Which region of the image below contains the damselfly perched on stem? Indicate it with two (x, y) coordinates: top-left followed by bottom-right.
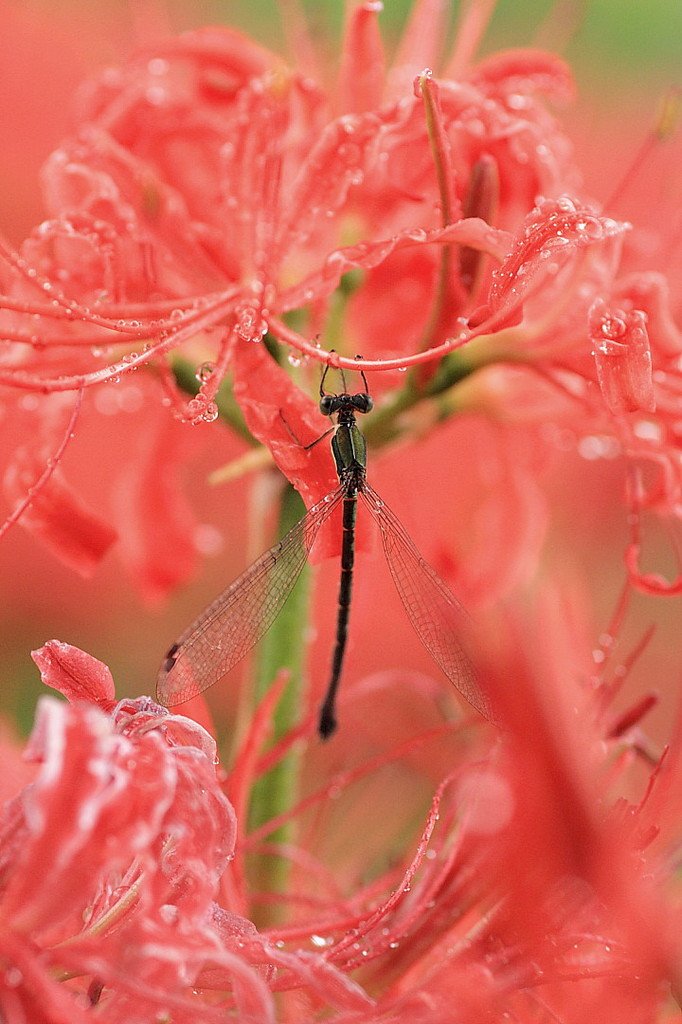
(157, 359), (494, 737)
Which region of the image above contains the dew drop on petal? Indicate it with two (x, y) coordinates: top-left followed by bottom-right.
(5, 967), (22, 987)
(147, 58), (170, 76)
(195, 361), (216, 383)
(632, 419), (662, 442)
(413, 68), (433, 97)
(577, 435), (621, 460)
(159, 904), (179, 924)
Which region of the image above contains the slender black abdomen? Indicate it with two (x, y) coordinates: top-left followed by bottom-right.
(318, 492), (357, 739)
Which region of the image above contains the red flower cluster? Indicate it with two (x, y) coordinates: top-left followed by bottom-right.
(2, 641), (377, 1021)
(0, 1), (652, 596)
(0, 637), (674, 1021)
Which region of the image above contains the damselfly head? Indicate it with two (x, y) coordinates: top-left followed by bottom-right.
(319, 390), (373, 418)
(319, 353), (373, 419)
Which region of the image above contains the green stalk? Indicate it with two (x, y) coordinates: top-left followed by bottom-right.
(247, 484), (311, 922)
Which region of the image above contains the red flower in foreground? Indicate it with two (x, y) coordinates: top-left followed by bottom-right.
(0, 637), (675, 1022)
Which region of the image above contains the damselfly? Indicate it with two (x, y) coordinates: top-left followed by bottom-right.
(157, 362), (493, 737)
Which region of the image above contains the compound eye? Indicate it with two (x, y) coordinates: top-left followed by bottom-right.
(319, 395), (334, 416)
(355, 394), (374, 414)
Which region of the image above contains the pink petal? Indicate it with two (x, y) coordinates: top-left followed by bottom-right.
(276, 109), (386, 264)
(31, 640), (116, 706)
(114, 414), (198, 604)
(389, 0), (451, 98)
(467, 48), (575, 104)
(338, 2), (385, 113)
(279, 220), (511, 312)
(590, 298), (655, 414)
(232, 340), (336, 510)
(480, 196), (628, 330)
(614, 271), (682, 358)
(131, 26), (276, 86)
(3, 457), (117, 577)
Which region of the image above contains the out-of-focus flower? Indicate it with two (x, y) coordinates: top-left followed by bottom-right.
(0, 647), (236, 1020)
(0, 634), (676, 1022)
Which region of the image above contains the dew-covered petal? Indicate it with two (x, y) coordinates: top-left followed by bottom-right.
(31, 640), (116, 706)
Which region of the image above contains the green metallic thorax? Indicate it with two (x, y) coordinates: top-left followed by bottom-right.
(331, 421), (367, 490)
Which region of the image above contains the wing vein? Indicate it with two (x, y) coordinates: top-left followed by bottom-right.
(157, 486), (344, 706)
(360, 483), (495, 722)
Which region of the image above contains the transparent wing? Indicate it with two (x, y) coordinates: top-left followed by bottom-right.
(360, 483), (495, 723)
(157, 486), (344, 706)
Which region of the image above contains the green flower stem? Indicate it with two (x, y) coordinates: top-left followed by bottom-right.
(247, 484), (311, 921)
(363, 346), (479, 447)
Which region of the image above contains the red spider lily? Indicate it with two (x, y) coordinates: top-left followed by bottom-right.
(0, 631), (673, 1022)
(0, 640), (373, 1022)
(0, 0), (615, 598)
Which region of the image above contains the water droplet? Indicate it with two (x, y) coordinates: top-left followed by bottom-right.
(632, 419), (661, 442)
(195, 361), (216, 383)
(234, 306), (268, 343)
(201, 402), (219, 423)
(413, 68), (433, 97)
(577, 435), (621, 461)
